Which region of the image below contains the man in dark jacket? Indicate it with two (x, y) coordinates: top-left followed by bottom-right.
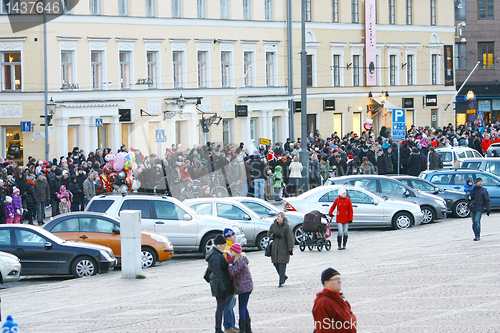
(313, 268), (357, 333)
(366, 145), (377, 166)
(469, 178), (490, 241)
(25, 176), (38, 225)
(428, 147), (443, 170)
(35, 174), (50, 224)
(400, 143), (411, 174)
(331, 155), (348, 177)
(376, 149), (389, 175)
(250, 155), (267, 200)
(406, 148), (423, 176)
(49, 168), (63, 217)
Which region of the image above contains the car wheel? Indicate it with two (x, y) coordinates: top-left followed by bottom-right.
(392, 212), (414, 230)
(293, 224), (305, 245)
(72, 256), (97, 278)
(420, 206), (435, 224)
(256, 233), (269, 251)
(141, 247), (157, 268)
(454, 200), (470, 218)
(201, 232), (220, 255)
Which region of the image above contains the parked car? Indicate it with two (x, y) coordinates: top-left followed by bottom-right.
(85, 195), (246, 254)
(0, 225), (115, 278)
(456, 157), (500, 177)
(231, 197), (305, 244)
(390, 175), (470, 218)
(43, 212), (174, 268)
(419, 169), (500, 208)
(429, 147), (482, 169)
(0, 251), (21, 284)
(284, 185), (423, 229)
(325, 175), (447, 224)
(486, 142), (500, 156)
(185, 198), (272, 251)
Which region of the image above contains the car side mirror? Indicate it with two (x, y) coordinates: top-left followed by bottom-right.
(433, 188), (439, 194)
(112, 227), (120, 234)
(45, 242), (52, 249)
(244, 214), (251, 220)
(183, 214), (192, 221)
(268, 211), (277, 216)
(373, 201), (379, 205)
(382, 196), (389, 201)
(404, 190), (411, 197)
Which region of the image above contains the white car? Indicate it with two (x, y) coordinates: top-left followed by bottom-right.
(284, 185), (423, 229)
(231, 197), (305, 244)
(430, 147), (482, 169)
(0, 251), (22, 284)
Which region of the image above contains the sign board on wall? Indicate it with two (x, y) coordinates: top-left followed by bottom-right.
(365, 0), (377, 86)
(426, 95), (438, 106)
(294, 101), (301, 113)
(323, 100), (335, 111)
(402, 98), (414, 108)
(235, 105), (248, 118)
(444, 45), (454, 86)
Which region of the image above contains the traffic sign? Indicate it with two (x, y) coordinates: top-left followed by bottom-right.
(155, 129), (165, 143)
(95, 118), (103, 127)
(470, 114), (476, 122)
(477, 110), (484, 121)
(392, 108), (406, 123)
(21, 121), (32, 132)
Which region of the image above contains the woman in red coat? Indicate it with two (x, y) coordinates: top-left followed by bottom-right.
(328, 188), (353, 250)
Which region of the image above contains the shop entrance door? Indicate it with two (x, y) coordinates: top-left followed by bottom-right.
(3, 126), (23, 165)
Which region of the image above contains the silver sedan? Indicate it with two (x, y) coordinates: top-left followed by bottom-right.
(283, 185), (424, 229)
(231, 197), (305, 244)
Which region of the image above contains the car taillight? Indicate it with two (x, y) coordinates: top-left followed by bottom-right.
(285, 202), (296, 211)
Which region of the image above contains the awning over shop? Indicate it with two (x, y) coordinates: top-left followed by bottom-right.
(371, 97), (397, 111)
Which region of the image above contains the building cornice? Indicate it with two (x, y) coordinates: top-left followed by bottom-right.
(87, 37), (111, 42)
(239, 95), (293, 103)
(115, 38), (138, 42)
(0, 37), (26, 42)
(57, 36), (82, 41)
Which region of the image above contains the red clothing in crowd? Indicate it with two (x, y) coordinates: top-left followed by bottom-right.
(482, 138), (493, 153)
(328, 196), (353, 224)
(312, 288), (357, 333)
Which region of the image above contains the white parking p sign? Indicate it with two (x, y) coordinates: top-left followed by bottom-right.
(393, 108), (405, 123)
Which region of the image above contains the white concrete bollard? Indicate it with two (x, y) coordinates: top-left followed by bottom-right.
(120, 210), (143, 279)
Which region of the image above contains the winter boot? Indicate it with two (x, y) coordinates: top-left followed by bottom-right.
(337, 236), (342, 250)
(342, 236), (348, 250)
(238, 319), (246, 333)
(246, 318), (253, 333)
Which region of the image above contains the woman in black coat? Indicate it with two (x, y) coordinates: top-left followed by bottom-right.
(205, 235), (232, 333)
(68, 176), (83, 212)
(25, 176), (38, 225)
(407, 148), (423, 176)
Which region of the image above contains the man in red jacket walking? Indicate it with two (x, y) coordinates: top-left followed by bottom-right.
(328, 188), (353, 250)
(312, 268), (357, 332)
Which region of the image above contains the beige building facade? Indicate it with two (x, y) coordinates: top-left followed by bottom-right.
(0, 0), (456, 164)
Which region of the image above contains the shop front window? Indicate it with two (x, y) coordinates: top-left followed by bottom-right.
(4, 126), (23, 165)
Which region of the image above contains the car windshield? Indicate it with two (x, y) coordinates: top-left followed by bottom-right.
(241, 202), (272, 216)
(462, 162), (481, 170)
(87, 200), (113, 213)
(411, 180), (436, 192)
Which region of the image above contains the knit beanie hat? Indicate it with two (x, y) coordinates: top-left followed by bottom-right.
(321, 268), (340, 284)
(229, 243), (242, 254)
(5, 196), (12, 203)
(13, 187), (20, 195)
(214, 234), (226, 245)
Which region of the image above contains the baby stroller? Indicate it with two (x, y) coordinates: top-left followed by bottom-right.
(299, 210), (332, 252)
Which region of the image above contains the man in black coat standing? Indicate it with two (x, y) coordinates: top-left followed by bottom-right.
(469, 178), (490, 241)
(49, 168), (63, 217)
(366, 145), (377, 166)
(376, 148), (389, 175)
(406, 147), (423, 176)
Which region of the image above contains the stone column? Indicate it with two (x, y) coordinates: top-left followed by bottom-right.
(56, 117), (69, 159)
(81, 116), (90, 154)
(187, 112), (198, 148)
(266, 109), (274, 144)
(259, 110), (269, 145)
(241, 115), (251, 151)
(111, 115), (121, 153)
(166, 118), (176, 148)
(90, 116), (98, 152)
(282, 109), (290, 144)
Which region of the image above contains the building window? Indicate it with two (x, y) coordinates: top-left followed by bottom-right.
(388, 0), (395, 24)
(146, 0), (155, 17)
(266, 52), (275, 87)
(172, 0), (181, 18)
(407, 54), (414, 85)
(455, 44), (466, 71)
(243, 0), (251, 20)
(305, 0), (311, 22)
(61, 0), (72, 14)
(478, 0), (494, 20)
(479, 42), (494, 70)
(351, 0), (358, 23)
(332, 0), (339, 22)
(431, 54), (437, 85)
(1, 52), (21, 91)
(220, 0), (228, 19)
(406, 0), (412, 25)
(61, 51), (73, 86)
(91, 51), (102, 90)
(333, 54), (340, 87)
(147, 51), (158, 89)
(119, 51), (131, 89)
(197, 0), (205, 18)
(250, 117), (258, 141)
(197, 51), (207, 88)
(455, 0), (466, 20)
(306, 54), (313, 87)
(223, 119), (233, 143)
(244, 51), (253, 87)
(118, 0), (128, 15)
(173, 51), (183, 88)
(390, 55), (396, 86)
(221, 51), (231, 87)
(89, 0), (100, 15)
(430, 0), (436, 25)
(353, 55), (360, 87)
(265, 0), (272, 21)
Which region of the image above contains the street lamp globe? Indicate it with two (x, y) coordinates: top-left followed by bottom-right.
(47, 97), (56, 115)
(177, 94), (186, 110)
(466, 90), (475, 101)
(379, 91), (387, 103)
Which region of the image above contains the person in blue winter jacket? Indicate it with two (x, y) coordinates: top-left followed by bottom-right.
(464, 178), (474, 195)
(228, 243), (254, 333)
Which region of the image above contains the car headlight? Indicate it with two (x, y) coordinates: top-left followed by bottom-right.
(100, 250), (114, 261)
(150, 234), (170, 243)
(232, 225), (243, 235)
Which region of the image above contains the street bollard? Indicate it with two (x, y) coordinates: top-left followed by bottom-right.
(2, 315), (19, 332)
(120, 210), (142, 279)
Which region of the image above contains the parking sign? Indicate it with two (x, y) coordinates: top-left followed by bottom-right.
(392, 109), (406, 141)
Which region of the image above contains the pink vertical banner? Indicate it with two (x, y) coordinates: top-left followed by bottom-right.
(365, 0), (377, 86)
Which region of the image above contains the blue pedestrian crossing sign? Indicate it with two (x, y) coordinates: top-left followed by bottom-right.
(21, 121), (32, 132)
(95, 118), (103, 127)
(155, 129), (165, 143)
